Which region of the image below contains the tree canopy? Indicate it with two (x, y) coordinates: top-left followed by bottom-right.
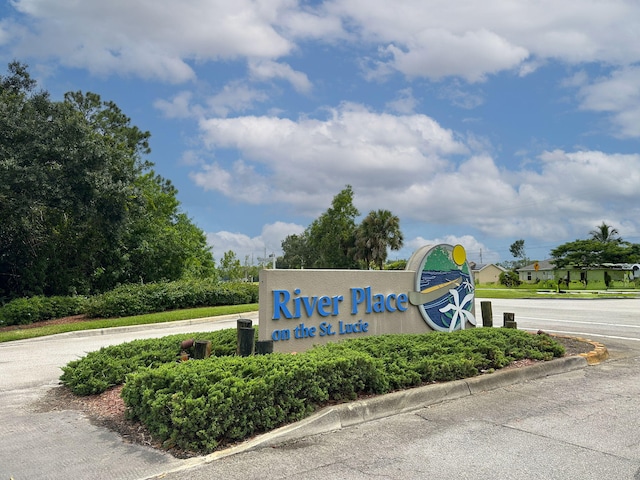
(0, 62), (214, 300)
(589, 222), (621, 244)
(280, 186), (404, 269)
(550, 224), (639, 268)
(355, 209), (404, 269)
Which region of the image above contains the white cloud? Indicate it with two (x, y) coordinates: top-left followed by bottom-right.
(8, 0), (640, 85)
(206, 81), (271, 117)
(7, 0), (295, 81)
(207, 221), (304, 263)
(154, 91), (199, 119)
(385, 88), (417, 114)
(6, 0), (640, 137)
(194, 103), (467, 213)
(576, 67), (640, 137)
(330, 0), (640, 80)
(191, 104), (640, 246)
(382, 29), (529, 82)
(248, 59), (312, 93)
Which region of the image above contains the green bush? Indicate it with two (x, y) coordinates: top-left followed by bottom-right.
(60, 328), (240, 395)
(111, 328), (564, 453)
(0, 295), (86, 326)
(499, 271), (521, 287)
(84, 279), (258, 318)
(121, 350), (385, 451)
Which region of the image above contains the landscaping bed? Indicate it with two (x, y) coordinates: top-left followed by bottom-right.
(46, 328), (592, 457)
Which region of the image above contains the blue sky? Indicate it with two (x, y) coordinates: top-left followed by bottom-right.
(2, 0), (640, 266)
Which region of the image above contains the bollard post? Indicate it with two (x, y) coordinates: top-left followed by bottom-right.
(256, 340), (274, 355)
(503, 312), (517, 329)
(237, 319), (255, 356)
(193, 340), (211, 359)
(480, 301), (493, 327)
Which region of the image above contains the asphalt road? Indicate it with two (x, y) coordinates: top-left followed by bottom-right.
(1, 299), (639, 480)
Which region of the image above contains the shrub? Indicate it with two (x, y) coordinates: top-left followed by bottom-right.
(121, 350), (385, 452)
(499, 271), (521, 287)
(60, 328), (241, 395)
(0, 295), (86, 327)
(84, 279), (258, 318)
(112, 328), (564, 453)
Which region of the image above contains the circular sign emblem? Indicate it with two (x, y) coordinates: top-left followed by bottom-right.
(409, 244), (476, 331)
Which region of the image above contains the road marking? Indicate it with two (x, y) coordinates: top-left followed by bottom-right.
(516, 317), (640, 329)
(523, 328), (640, 342)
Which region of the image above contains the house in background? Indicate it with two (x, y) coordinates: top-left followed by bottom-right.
(517, 259), (555, 283)
(518, 260), (640, 288)
(470, 263), (507, 284)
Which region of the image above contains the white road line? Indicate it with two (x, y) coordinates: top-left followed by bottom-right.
(516, 317), (640, 329)
(522, 328), (640, 342)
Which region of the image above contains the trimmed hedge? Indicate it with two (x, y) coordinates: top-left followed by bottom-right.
(0, 279), (258, 325)
(84, 279), (258, 318)
(112, 328), (564, 453)
(60, 329), (240, 395)
(0, 295), (87, 327)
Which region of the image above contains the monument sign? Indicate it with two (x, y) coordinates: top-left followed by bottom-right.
(258, 244), (476, 353)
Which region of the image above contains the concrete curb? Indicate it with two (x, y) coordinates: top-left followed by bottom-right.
(550, 334), (610, 365)
(12, 313), (255, 344)
(150, 355), (589, 478)
(579, 340), (609, 364)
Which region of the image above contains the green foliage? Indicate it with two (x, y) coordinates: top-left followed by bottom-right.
(279, 232), (312, 269)
(218, 250), (244, 281)
(0, 62), (214, 301)
(84, 279), (258, 318)
(307, 185), (360, 268)
(60, 329), (240, 395)
(499, 270), (521, 287)
(280, 186), (406, 270)
(589, 222), (621, 243)
(385, 259), (407, 270)
(0, 295), (86, 326)
(64, 327), (565, 454)
(354, 209), (403, 270)
(551, 239), (639, 268)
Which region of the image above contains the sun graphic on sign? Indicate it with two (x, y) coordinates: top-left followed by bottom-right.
(452, 244), (466, 267)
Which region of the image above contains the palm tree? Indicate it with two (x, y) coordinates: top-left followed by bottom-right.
(589, 222), (621, 243)
(355, 209), (404, 270)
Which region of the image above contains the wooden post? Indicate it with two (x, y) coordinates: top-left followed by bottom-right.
(503, 312), (517, 329)
(237, 327), (255, 356)
(237, 318), (255, 356)
(480, 301), (493, 327)
(193, 340), (211, 359)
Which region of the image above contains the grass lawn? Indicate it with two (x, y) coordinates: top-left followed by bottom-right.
(475, 285), (638, 299)
(0, 304), (258, 343)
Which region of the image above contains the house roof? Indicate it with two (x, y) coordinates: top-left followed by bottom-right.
(517, 259), (555, 272)
(518, 260), (639, 271)
(471, 263), (507, 272)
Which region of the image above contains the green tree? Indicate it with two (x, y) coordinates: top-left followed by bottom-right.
(589, 222), (621, 244)
(0, 62), (214, 299)
(499, 270), (521, 287)
(508, 239), (528, 268)
(219, 251), (243, 281)
(550, 239), (638, 268)
(279, 232), (312, 269)
(306, 185), (360, 268)
(355, 209), (404, 269)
